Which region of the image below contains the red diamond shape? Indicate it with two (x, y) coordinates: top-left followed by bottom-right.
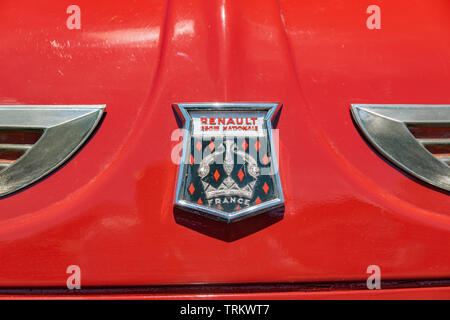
(255, 140), (260, 151)
(242, 140), (248, 151)
(217, 205), (222, 210)
(189, 183), (195, 195)
(196, 141), (202, 152)
(262, 154), (269, 165)
(214, 169), (220, 181)
(209, 140), (215, 151)
(263, 182), (269, 194)
(238, 169), (244, 181)
(197, 198), (202, 204)
(190, 154), (194, 166)
(255, 196), (261, 204)
(236, 205), (241, 210)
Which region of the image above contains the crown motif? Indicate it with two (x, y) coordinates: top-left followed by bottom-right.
(202, 177), (256, 199)
(198, 140), (260, 199)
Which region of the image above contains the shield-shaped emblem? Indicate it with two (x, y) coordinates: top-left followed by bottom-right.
(173, 103), (284, 223)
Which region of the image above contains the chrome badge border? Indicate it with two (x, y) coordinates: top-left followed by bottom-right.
(173, 102), (284, 223)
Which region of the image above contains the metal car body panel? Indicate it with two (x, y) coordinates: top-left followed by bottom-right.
(0, 0), (449, 296)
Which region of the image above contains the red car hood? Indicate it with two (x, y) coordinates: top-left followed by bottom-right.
(0, 0), (449, 287)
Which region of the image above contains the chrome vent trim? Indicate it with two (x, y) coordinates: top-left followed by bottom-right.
(409, 126), (450, 166)
(0, 129), (43, 172)
(351, 104), (450, 192)
(0, 105), (105, 196)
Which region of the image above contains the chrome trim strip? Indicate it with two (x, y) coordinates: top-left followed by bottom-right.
(417, 138), (450, 146)
(0, 144), (33, 152)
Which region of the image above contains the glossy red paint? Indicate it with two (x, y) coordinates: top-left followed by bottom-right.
(0, 0), (449, 296)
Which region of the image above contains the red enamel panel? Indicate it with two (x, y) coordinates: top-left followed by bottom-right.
(0, 0), (448, 295)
